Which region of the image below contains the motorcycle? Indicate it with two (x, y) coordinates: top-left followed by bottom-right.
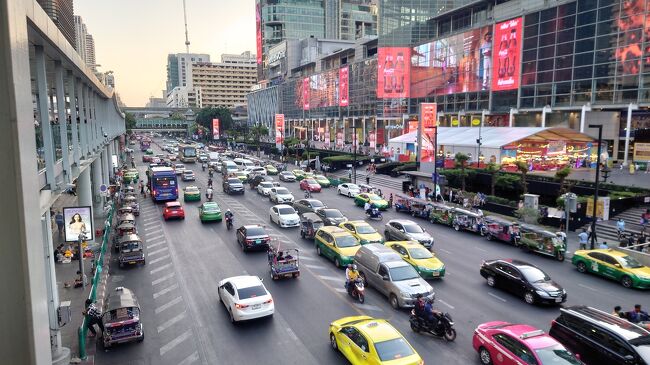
(366, 207), (383, 221)
(208, 170), (214, 178)
(304, 190), (312, 199)
(206, 191), (213, 201)
(225, 215), (233, 230)
(409, 309), (457, 341)
(346, 278), (365, 303)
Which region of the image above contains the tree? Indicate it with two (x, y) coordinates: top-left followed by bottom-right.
(555, 166), (571, 197)
(249, 124), (269, 157)
(195, 107), (233, 139)
(485, 162), (501, 196)
(169, 112), (185, 120)
(454, 153), (470, 191)
(515, 160), (529, 194)
(124, 112), (136, 132)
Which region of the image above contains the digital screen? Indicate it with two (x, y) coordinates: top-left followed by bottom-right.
(377, 47), (411, 98)
(295, 67), (349, 109)
(275, 114), (285, 148)
(212, 118), (220, 140)
(339, 66), (349, 107)
(492, 17), (522, 91)
(256, 1), (262, 64)
(615, 0), (647, 75)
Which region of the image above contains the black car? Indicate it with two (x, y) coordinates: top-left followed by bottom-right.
(223, 178), (245, 195)
(292, 199), (327, 215)
(236, 225), (270, 252)
(550, 306), (650, 365)
(479, 259), (566, 305)
(249, 174), (273, 189)
(316, 208), (348, 226)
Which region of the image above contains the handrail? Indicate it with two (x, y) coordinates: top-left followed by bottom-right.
(78, 202), (115, 359)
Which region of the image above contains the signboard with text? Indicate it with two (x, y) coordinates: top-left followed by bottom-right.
(275, 114), (285, 149)
(377, 47), (411, 98)
(212, 118), (220, 140)
(418, 103), (437, 173)
(339, 66), (349, 107)
(492, 17), (523, 91)
(633, 142), (650, 162)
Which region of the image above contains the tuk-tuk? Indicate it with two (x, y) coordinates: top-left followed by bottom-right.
(113, 222), (137, 251)
(300, 213), (325, 240)
(123, 195), (140, 216)
(393, 194), (412, 213)
(429, 202), (455, 226)
(267, 243), (300, 280)
(483, 216), (520, 245)
(519, 224), (567, 261)
(117, 205), (134, 216)
(116, 213), (136, 227)
(102, 287), (144, 348)
(123, 186), (135, 195)
(452, 208), (484, 234)
(117, 234), (145, 267)
(409, 198), (433, 219)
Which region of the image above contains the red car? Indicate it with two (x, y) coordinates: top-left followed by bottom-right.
(472, 321), (583, 365)
(163, 201), (185, 220)
(300, 179), (321, 192)
(142, 155), (153, 162)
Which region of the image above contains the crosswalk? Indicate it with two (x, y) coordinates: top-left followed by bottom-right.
(329, 170), (409, 192)
(582, 204), (650, 244)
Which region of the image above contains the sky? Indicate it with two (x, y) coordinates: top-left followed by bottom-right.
(75, 0), (256, 106)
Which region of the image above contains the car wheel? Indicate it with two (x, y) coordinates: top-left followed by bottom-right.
(330, 333), (338, 351)
(479, 347), (493, 365)
(348, 192), (352, 197)
(556, 250), (565, 262)
(384, 232), (390, 241)
(486, 275), (496, 287)
(316, 245), (322, 256)
(454, 224), (460, 231)
(389, 294), (400, 309)
(576, 261), (587, 273)
(229, 309), (236, 324)
(334, 257), (341, 268)
(524, 291), (535, 305)
(621, 275), (633, 288)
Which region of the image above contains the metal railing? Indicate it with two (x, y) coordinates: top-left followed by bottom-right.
(77, 202), (115, 359)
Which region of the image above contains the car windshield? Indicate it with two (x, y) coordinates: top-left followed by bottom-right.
(275, 188), (290, 194)
(305, 179), (317, 184)
(374, 338), (415, 361)
(618, 255), (644, 269)
(403, 224), (424, 233)
(237, 285), (267, 300)
(186, 187), (199, 193)
(356, 225), (376, 234)
(311, 200), (325, 208)
(520, 266), (551, 283)
(260, 183), (273, 188)
(335, 235), (359, 248)
(246, 227), (266, 236)
(175, 164), (184, 169)
(409, 248), (433, 259)
(315, 175), (326, 179)
(534, 344), (583, 365)
(278, 208), (296, 215)
(324, 209), (343, 218)
(204, 205), (219, 212)
(389, 265), (420, 281)
(347, 184), (359, 190)
(369, 195), (382, 201)
(183, 171), (192, 175)
(120, 242), (140, 251)
(228, 178), (241, 184)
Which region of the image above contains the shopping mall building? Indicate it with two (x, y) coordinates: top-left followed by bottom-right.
(248, 0), (650, 165)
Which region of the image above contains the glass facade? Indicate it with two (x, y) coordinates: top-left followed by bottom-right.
(379, 0), (440, 46)
(261, 0), (326, 54)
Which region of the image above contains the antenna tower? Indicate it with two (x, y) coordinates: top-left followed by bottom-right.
(183, 0), (191, 53)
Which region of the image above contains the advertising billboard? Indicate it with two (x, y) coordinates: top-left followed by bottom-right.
(255, 1), (262, 64)
(634, 142), (650, 162)
(63, 206), (94, 243)
(410, 26), (491, 97)
(302, 77), (310, 110)
(377, 47), (411, 98)
(295, 67), (351, 109)
(275, 114), (285, 149)
(339, 66), (349, 107)
(492, 17), (523, 91)
(418, 103), (437, 164)
(615, 0), (647, 75)
(212, 118), (220, 140)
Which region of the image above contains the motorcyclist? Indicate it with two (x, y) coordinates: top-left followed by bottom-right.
(414, 294), (426, 318)
(345, 264), (360, 294)
(224, 209), (233, 222)
(207, 178), (213, 189)
(208, 168), (214, 178)
(202, 162), (207, 171)
(304, 189), (312, 198)
(206, 186), (213, 201)
(364, 201), (372, 215)
(424, 298), (440, 329)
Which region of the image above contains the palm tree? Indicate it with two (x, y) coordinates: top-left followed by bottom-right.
(454, 153), (470, 191)
(250, 124), (269, 157)
(555, 165), (571, 197)
(485, 162), (501, 196)
(515, 160), (529, 194)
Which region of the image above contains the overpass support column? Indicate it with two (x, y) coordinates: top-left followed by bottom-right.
(68, 73), (80, 170)
(78, 80), (89, 158)
(92, 157), (103, 206)
(78, 166), (92, 208)
(55, 62), (71, 184)
(35, 45), (56, 188)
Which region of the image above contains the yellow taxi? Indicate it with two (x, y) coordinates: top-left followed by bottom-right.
(329, 316), (424, 365)
(234, 171), (248, 183)
(385, 241), (445, 279)
(339, 220), (384, 245)
(315, 226), (361, 268)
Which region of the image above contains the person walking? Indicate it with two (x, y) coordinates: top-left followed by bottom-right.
(578, 228), (589, 250)
(139, 180), (146, 198)
(83, 299), (104, 337)
(599, 241), (609, 249)
(365, 175), (370, 185)
(617, 218), (626, 239)
(55, 211), (64, 236)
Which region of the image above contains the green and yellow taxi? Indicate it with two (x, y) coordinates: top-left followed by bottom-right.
(265, 164), (278, 175)
(234, 171), (248, 183)
(329, 316), (424, 365)
(314, 174), (331, 188)
(385, 241), (445, 279)
(354, 193), (389, 210)
(183, 186), (201, 202)
(292, 169), (306, 180)
(315, 226), (361, 268)
(339, 220), (384, 245)
(572, 248), (650, 289)
(198, 201), (222, 223)
(303, 171), (315, 179)
(145, 148), (154, 155)
(122, 169), (139, 184)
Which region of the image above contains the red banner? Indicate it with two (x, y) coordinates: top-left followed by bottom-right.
(420, 103), (437, 163)
(275, 114), (285, 149)
(339, 66), (349, 106)
(302, 77), (310, 110)
(212, 118), (220, 140)
(492, 17), (522, 91)
(336, 130), (343, 148)
(377, 47), (411, 98)
(255, 1), (262, 64)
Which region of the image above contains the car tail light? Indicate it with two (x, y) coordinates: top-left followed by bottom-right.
(551, 319), (556, 326)
(235, 303), (248, 309)
(164, 209), (169, 213)
(264, 298), (273, 304)
(418, 361), (424, 365)
(152, 189), (157, 196)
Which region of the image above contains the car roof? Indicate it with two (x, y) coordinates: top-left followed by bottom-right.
(165, 201), (181, 207)
(319, 226), (347, 234)
(347, 220), (371, 226)
(591, 248), (627, 258)
(481, 322), (558, 349)
(391, 241), (424, 249)
(354, 318), (404, 342)
(243, 224), (265, 230)
(203, 202), (219, 207)
(274, 204), (293, 209)
(494, 259), (534, 268)
(388, 219), (417, 225)
(227, 275), (264, 289)
(559, 306), (650, 340)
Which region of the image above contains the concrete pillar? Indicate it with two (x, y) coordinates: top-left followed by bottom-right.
(35, 46), (55, 187)
(78, 80), (88, 158)
(55, 62), (71, 184)
(77, 166), (92, 208)
(623, 103), (638, 166)
(68, 73), (80, 167)
(83, 86), (92, 154)
(579, 104), (591, 133)
(92, 158), (102, 205)
(102, 146), (110, 185)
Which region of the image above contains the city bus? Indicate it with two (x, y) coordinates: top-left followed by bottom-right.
(149, 166), (178, 202)
(178, 144), (197, 163)
(139, 139), (151, 152)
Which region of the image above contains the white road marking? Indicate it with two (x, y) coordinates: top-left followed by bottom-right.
(145, 227), (163, 235)
(318, 275), (342, 282)
(153, 283), (179, 299)
(285, 327), (299, 342)
(150, 262), (173, 275)
(177, 351), (200, 365)
(159, 329), (193, 356)
(474, 246), (488, 252)
(148, 254), (171, 265)
(147, 241), (166, 250)
(353, 303), (383, 311)
(438, 299), (455, 309)
(148, 247), (170, 257)
(334, 288), (347, 293)
(142, 216), (158, 222)
(438, 248), (452, 254)
(578, 283), (597, 292)
(147, 234), (166, 242)
(152, 272), (175, 286)
(488, 292), (507, 302)
(143, 220), (161, 227)
(300, 255), (316, 261)
(157, 310), (187, 333)
(155, 296), (183, 314)
(302, 263), (326, 270)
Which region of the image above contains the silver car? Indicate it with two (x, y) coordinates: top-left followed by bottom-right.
(384, 219), (434, 248)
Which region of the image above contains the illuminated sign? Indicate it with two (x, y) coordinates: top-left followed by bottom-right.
(377, 47), (411, 98)
(275, 114), (285, 149)
(212, 118), (220, 140)
(255, 1), (262, 64)
(339, 66), (349, 107)
(492, 17), (522, 91)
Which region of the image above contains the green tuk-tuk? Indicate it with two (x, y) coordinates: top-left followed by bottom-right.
(429, 202), (455, 226)
(452, 208), (484, 234)
(519, 224), (566, 261)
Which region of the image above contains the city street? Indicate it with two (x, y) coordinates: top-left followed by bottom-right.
(97, 142), (645, 365)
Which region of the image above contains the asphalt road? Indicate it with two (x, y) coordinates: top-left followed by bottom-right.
(96, 142), (646, 365)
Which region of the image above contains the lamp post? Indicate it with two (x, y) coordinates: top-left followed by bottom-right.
(588, 124), (603, 249)
(352, 120), (357, 184)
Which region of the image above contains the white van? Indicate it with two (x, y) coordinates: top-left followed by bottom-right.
(233, 158), (255, 171)
(222, 160), (238, 175)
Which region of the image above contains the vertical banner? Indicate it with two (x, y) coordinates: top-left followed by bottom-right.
(255, 1), (262, 64)
(324, 120), (330, 148)
(418, 103), (437, 172)
(377, 47), (411, 98)
(275, 114), (285, 149)
(63, 206), (94, 242)
(369, 129), (376, 149)
(492, 17), (523, 91)
(336, 129), (344, 148)
(339, 66), (349, 106)
(212, 118), (220, 140)
(302, 77), (310, 110)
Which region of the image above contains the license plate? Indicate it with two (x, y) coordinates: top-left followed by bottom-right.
(555, 297), (562, 303)
(252, 304), (261, 310)
(431, 272), (439, 276)
(129, 261), (136, 264)
(255, 239), (262, 244)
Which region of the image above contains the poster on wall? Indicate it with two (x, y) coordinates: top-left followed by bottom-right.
(324, 125), (330, 148)
(275, 114), (285, 149)
(339, 66), (349, 107)
(63, 206), (94, 243)
(634, 142), (650, 162)
(492, 17), (523, 91)
(302, 77), (310, 110)
(212, 118), (220, 140)
(255, 1), (262, 64)
(336, 130), (344, 148)
(368, 130), (376, 149)
(377, 47), (411, 98)
(418, 103), (437, 165)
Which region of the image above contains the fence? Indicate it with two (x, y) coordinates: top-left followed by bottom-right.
(78, 203), (115, 359)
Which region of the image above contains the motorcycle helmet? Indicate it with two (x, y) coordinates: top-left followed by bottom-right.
(352, 264), (357, 271)
(347, 264), (353, 269)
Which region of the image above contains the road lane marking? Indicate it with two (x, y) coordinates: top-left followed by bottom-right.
(302, 263), (326, 270)
(145, 227), (163, 235)
(142, 216), (158, 222)
(438, 299), (455, 309)
(578, 283), (597, 291)
(155, 296), (183, 314)
(148, 247), (169, 257)
(147, 241), (166, 250)
(153, 283), (179, 299)
(438, 248), (452, 254)
(147, 234), (166, 242)
(152, 272), (175, 286)
(159, 329), (193, 356)
(353, 303), (382, 311)
(488, 292), (507, 302)
(177, 351), (200, 365)
(144, 220), (161, 227)
(300, 255), (316, 261)
(318, 275), (341, 282)
(474, 246), (488, 252)
(157, 310), (187, 333)
(285, 327), (299, 342)
(148, 254), (171, 265)
(150, 262), (173, 275)
(334, 288), (347, 293)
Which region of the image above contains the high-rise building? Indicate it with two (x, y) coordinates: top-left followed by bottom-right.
(165, 53), (211, 95)
(74, 16), (87, 62)
(192, 52), (257, 108)
(37, 0), (75, 46)
(167, 86), (202, 108)
(85, 34), (96, 70)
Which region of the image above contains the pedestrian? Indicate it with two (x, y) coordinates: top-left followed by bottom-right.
(617, 218), (626, 239)
(55, 211), (64, 236)
(388, 193), (393, 208)
(627, 304), (650, 323)
(578, 228), (589, 250)
(348, 168), (352, 180)
(612, 306), (626, 318)
(365, 175), (370, 185)
(83, 299), (104, 337)
(139, 180), (146, 197)
(599, 241), (609, 249)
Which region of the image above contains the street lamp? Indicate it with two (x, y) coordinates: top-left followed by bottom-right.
(352, 120), (358, 184)
(588, 124), (603, 249)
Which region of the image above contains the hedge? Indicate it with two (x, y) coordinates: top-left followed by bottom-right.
(322, 155), (371, 163)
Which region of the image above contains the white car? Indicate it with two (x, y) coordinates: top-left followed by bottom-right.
(269, 187), (294, 204)
(279, 171), (296, 182)
(257, 182), (274, 196)
(250, 166), (267, 176)
(174, 163), (185, 175)
(218, 276), (274, 323)
(337, 183), (361, 197)
(269, 204), (300, 228)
